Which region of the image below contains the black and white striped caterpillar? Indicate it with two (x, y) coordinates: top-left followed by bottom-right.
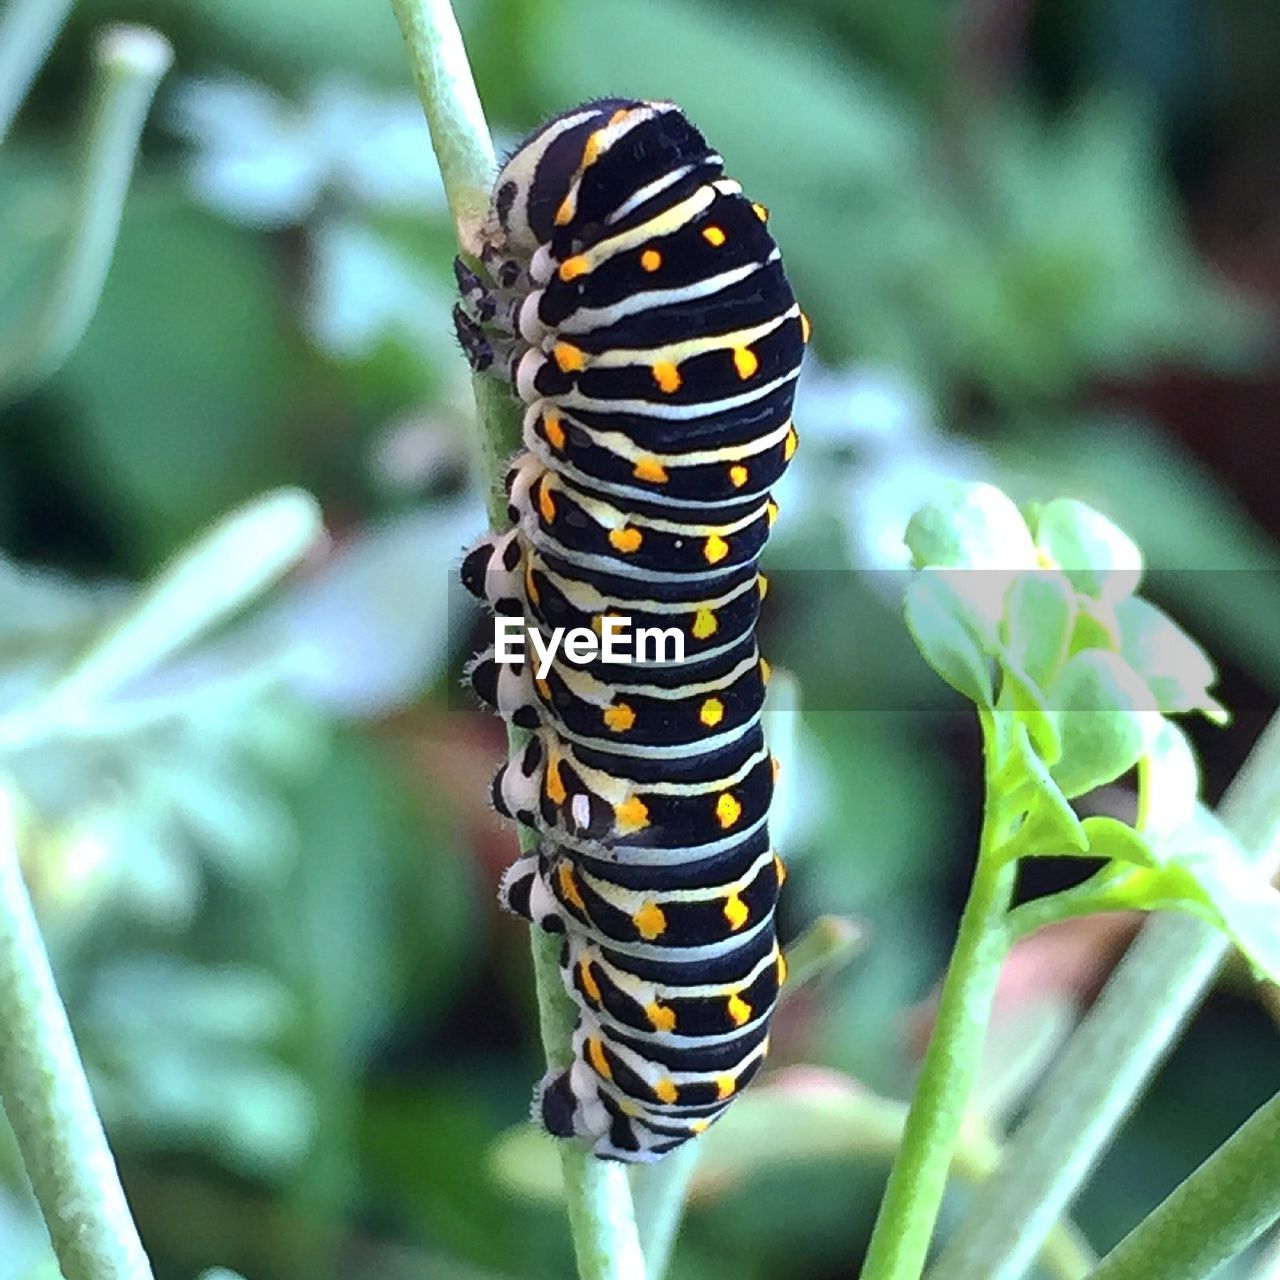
(456, 99), (806, 1162)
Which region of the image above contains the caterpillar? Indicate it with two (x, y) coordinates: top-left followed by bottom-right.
(456, 99), (806, 1162)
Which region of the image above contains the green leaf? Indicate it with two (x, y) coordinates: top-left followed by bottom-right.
(998, 657), (1061, 764)
(55, 191), (302, 557)
(1137, 719), (1200, 841)
(904, 481), (1036, 571)
(1001, 569), (1076, 689)
(1033, 499), (1143, 603)
(1115, 596), (1226, 722)
(1048, 650), (1155, 798)
(903, 572), (993, 706)
(991, 720), (1087, 860)
(1067, 595), (1122, 655)
(1081, 816), (1158, 868)
(1164, 805), (1280, 984)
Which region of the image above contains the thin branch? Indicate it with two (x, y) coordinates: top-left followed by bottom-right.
(0, 0), (74, 143)
(631, 1144), (700, 1280)
(860, 703), (1021, 1280)
(0, 782), (154, 1280)
(1085, 1090), (1280, 1280)
(388, 3), (645, 1277)
(927, 710), (1280, 1280)
(0, 489), (325, 750)
(0, 24), (172, 403)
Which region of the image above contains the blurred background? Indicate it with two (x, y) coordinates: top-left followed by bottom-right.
(0, 0), (1278, 1276)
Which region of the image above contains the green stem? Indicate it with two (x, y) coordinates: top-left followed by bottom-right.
(0, 0), (74, 143)
(623, 915), (863, 1280)
(388, 4), (645, 1277)
(1085, 1090), (1280, 1280)
(631, 1143), (700, 1280)
(0, 783), (154, 1280)
(926, 710), (1280, 1280)
(950, 1127), (1095, 1280)
(861, 711), (1019, 1280)
(0, 489), (324, 750)
(0, 24), (172, 402)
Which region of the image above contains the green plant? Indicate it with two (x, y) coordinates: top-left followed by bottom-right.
(853, 482), (1280, 1280)
(387, 3), (1280, 1279)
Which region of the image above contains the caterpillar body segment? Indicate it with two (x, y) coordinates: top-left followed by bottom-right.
(459, 99), (806, 1161)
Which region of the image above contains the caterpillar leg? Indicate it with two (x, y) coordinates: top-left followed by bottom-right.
(466, 645), (540, 730)
(535, 1021), (700, 1163)
(490, 731), (546, 826)
(497, 852), (563, 931)
(460, 528), (525, 614)
(453, 255), (525, 378)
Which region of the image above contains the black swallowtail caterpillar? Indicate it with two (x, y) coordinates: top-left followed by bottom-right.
(456, 99), (807, 1162)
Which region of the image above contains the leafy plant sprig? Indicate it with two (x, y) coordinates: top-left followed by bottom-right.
(861, 481), (1280, 1280)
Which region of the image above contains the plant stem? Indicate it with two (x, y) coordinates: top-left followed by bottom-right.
(0, 0), (74, 143)
(387, 0), (494, 258)
(0, 25), (172, 402)
(927, 710), (1280, 1280)
(0, 489), (324, 750)
(1085, 1090), (1280, 1280)
(860, 714), (1019, 1280)
(631, 1143), (700, 1280)
(388, 3), (645, 1277)
(0, 783), (154, 1280)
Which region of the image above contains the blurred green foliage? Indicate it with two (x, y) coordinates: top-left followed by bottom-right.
(0, 0), (1278, 1277)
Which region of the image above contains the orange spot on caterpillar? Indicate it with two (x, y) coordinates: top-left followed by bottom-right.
(716, 792), (742, 829)
(702, 225), (726, 247)
(538, 484), (556, 523)
(553, 343), (586, 372)
(724, 893), (749, 930)
(704, 534), (729, 564)
(633, 457), (668, 483)
(654, 1077), (678, 1104)
(579, 959), (601, 1003)
(603, 703), (636, 732)
(633, 900), (667, 939)
(609, 527), (643, 553)
(640, 248), (662, 272)
(582, 131), (604, 167)
(614, 796), (650, 832)
(557, 862), (585, 912)
(652, 361), (681, 393)
(545, 757), (566, 805)
(692, 609), (718, 640)
(733, 347), (759, 379)
(728, 464), (749, 488)
(727, 993), (752, 1026)
(587, 1036), (612, 1079)
(699, 698), (725, 727)
(543, 412), (566, 450)
(646, 1001), (676, 1033)
(558, 255), (590, 282)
